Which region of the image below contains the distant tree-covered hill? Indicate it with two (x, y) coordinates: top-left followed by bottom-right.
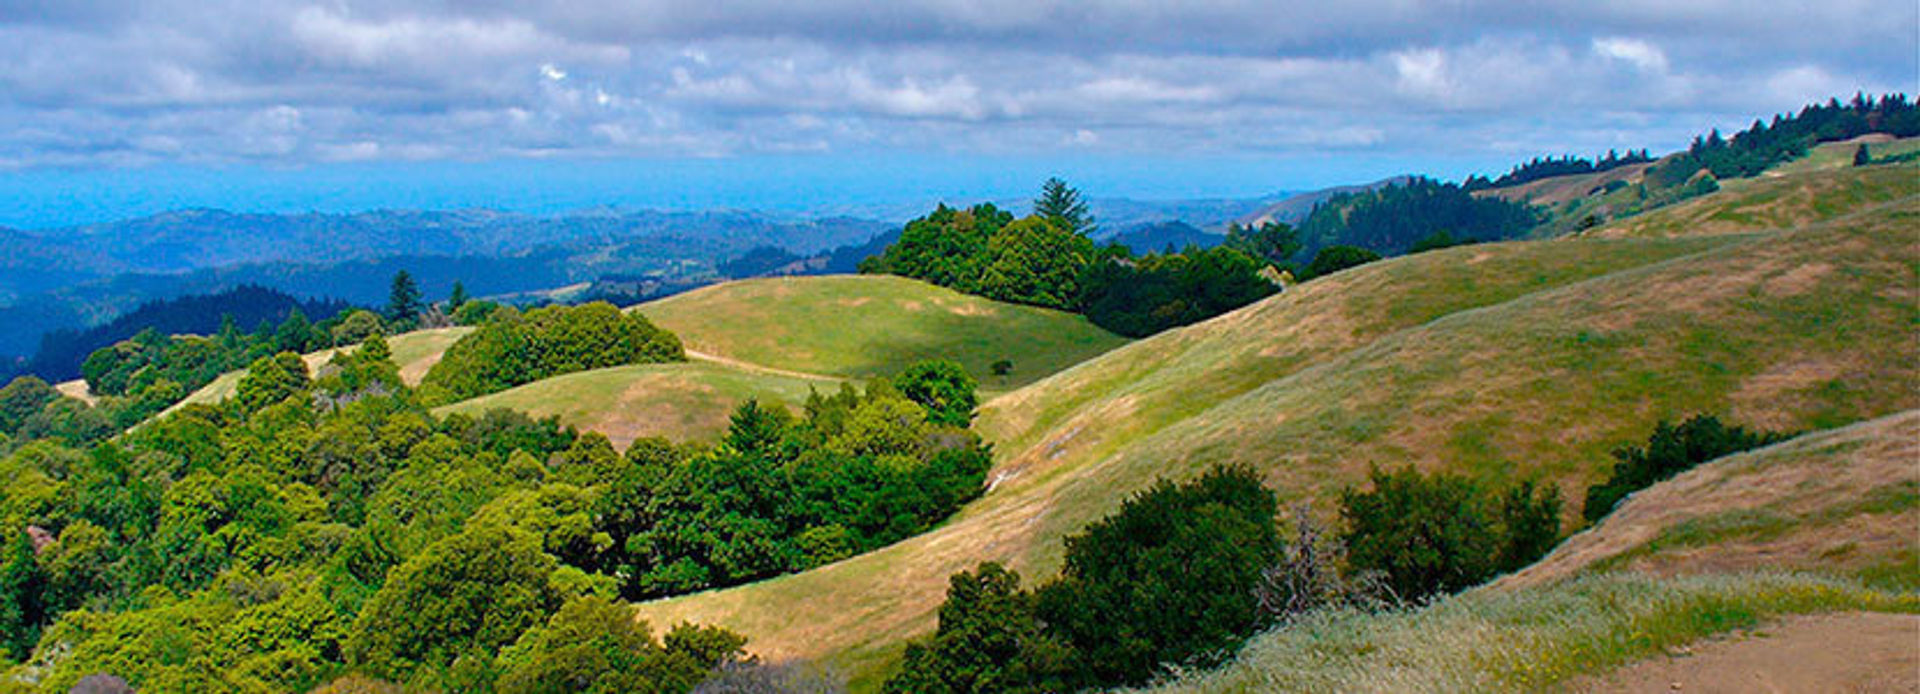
(11, 285), (355, 382)
(1295, 177), (1541, 258)
(1108, 221), (1224, 254)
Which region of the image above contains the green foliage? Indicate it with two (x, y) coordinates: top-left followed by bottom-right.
(331, 310), (386, 346)
(0, 377), (59, 436)
(495, 596), (745, 694)
(1079, 245), (1277, 337)
(893, 466), (1287, 691)
(1224, 221), (1303, 269)
(386, 271), (423, 327)
(1653, 94), (1918, 181)
(884, 563), (1069, 694)
(0, 531), (47, 660)
(447, 282), (470, 312)
(1582, 415), (1789, 524)
(1304, 245), (1383, 278)
(893, 360), (978, 427)
(1296, 177), (1539, 259)
(451, 300), (502, 326)
(236, 352), (312, 412)
(608, 379), (991, 599)
(863, 201), (1093, 311)
(419, 302), (684, 406)
(1853, 144), (1871, 167)
(1339, 467), (1564, 601)
(1033, 177), (1094, 235)
(344, 525), (564, 680)
(976, 216), (1094, 309)
(1037, 464), (1284, 686)
(861, 204), (1011, 290)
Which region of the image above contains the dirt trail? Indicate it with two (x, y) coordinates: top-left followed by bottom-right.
(1574, 612), (1919, 693)
(683, 349), (843, 383)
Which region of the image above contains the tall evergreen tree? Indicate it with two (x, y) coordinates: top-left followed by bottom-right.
(386, 270), (422, 325)
(1033, 177), (1094, 235)
(447, 281), (470, 312)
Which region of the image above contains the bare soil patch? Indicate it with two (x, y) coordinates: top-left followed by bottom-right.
(1572, 612), (1919, 694)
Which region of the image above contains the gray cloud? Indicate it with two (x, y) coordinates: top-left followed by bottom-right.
(0, 0), (1912, 170)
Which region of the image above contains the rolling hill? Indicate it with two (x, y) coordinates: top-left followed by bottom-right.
(635, 275), (1129, 394)
(631, 165), (1919, 688)
(432, 362), (843, 450)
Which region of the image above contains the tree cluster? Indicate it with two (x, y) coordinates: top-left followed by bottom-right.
(418, 302), (684, 406)
(886, 465), (1284, 692)
(1462, 150), (1655, 191)
(12, 329), (1022, 690)
(1338, 467), (1563, 601)
(1649, 93), (1919, 184)
(610, 368), (991, 599)
(862, 181), (1282, 337)
(1296, 177), (1540, 260)
(1078, 245), (1277, 337)
(1582, 414), (1789, 524)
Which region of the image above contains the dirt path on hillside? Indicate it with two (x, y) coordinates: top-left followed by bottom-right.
(1573, 612), (1919, 693)
(683, 349), (843, 383)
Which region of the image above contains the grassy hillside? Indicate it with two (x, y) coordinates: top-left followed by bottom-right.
(636, 275), (1127, 393)
(1501, 410), (1918, 590)
(632, 175), (1918, 688)
(1155, 410), (1919, 692)
(1140, 572), (1914, 693)
(1587, 160), (1918, 238)
(433, 362), (842, 450)
(166, 326), (472, 413)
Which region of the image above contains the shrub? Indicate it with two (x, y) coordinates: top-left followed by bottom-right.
(1036, 464), (1284, 687)
(1304, 245), (1383, 279)
(1340, 467), (1563, 601)
(1582, 415), (1788, 523)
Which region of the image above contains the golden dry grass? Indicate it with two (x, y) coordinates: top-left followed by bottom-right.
(632, 178), (1917, 690)
(1498, 410), (1920, 590)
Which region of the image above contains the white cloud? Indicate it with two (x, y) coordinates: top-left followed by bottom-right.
(1592, 37), (1669, 72)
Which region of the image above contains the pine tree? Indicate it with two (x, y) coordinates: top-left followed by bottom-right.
(387, 270), (422, 325)
(447, 281), (469, 312)
(1034, 177), (1094, 235)
(1853, 144), (1871, 167)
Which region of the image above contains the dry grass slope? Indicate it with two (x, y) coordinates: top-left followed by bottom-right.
(1500, 410), (1920, 590)
(633, 174), (1918, 690)
(636, 275), (1128, 394)
(433, 361), (842, 450)
(1588, 161), (1919, 239)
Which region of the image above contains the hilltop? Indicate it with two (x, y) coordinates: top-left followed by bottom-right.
(637, 275), (1128, 394)
(633, 163), (1919, 687)
(433, 362), (841, 450)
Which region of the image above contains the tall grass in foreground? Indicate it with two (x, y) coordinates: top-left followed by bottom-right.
(1141, 572), (1917, 693)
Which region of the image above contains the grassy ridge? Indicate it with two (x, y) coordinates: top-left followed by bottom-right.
(1589, 161), (1918, 238)
(633, 175), (1918, 689)
(433, 361), (842, 450)
(636, 275), (1128, 393)
(1141, 572), (1916, 693)
(1504, 410), (1920, 590)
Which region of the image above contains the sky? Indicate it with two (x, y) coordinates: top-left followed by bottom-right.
(0, 0), (1914, 228)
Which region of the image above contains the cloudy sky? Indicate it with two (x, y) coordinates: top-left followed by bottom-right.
(1, 0), (1913, 227)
